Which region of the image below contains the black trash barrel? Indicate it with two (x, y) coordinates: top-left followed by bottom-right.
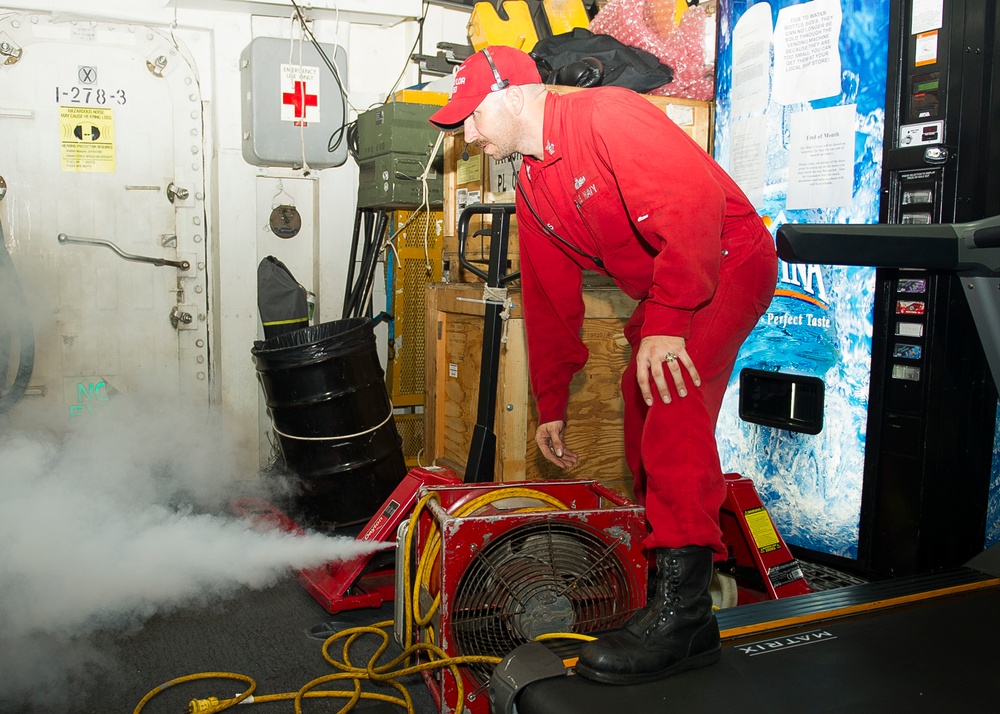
(251, 317), (406, 526)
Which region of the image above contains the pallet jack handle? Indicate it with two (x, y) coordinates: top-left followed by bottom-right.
(456, 202), (520, 286)
(457, 203), (518, 482)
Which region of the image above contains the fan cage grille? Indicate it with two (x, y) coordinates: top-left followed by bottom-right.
(449, 519), (642, 686)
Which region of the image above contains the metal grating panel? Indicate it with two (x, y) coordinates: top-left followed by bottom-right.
(393, 412), (425, 465)
(388, 210), (443, 405)
(399, 265), (426, 395)
(398, 209), (443, 250)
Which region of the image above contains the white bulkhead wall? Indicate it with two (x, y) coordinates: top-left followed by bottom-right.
(0, 0), (469, 476)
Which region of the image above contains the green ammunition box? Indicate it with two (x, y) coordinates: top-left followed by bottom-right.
(357, 152), (443, 209)
(355, 103), (444, 160)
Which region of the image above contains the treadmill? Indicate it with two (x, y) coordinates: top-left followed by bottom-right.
(495, 216), (1000, 714)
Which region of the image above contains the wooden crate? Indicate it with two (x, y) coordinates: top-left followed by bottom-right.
(441, 87), (712, 283)
(424, 281), (638, 498)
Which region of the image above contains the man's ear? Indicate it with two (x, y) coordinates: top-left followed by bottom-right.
(504, 84), (525, 116)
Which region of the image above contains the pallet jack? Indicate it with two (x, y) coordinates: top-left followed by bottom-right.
(491, 215), (1000, 714)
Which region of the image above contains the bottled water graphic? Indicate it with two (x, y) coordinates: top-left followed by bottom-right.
(749, 258), (841, 375)
(718, 251), (876, 559)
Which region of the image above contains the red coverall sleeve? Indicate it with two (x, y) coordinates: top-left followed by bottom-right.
(516, 188), (587, 424)
(593, 94), (727, 340)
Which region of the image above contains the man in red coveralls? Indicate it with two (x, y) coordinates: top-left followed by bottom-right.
(430, 46), (777, 684)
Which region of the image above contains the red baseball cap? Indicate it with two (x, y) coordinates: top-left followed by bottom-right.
(429, 46), (542, 130)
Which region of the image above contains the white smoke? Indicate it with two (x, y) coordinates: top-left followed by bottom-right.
(0, 389), (391, 707)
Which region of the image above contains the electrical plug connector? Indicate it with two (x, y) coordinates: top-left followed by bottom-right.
(188, 697), (221, 713)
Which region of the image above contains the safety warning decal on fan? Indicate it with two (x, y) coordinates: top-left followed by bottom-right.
(743, 506), (782, 553)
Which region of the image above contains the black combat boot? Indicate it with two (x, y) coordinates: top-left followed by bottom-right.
(575, 546), (721, 684)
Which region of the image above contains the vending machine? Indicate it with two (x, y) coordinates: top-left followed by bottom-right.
(713, 0), (1000, 577)
(863, 0), (999, 576)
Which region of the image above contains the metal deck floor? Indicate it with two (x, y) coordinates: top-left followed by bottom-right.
(3, 576), (438, 714)
(6, 554), (998, 713)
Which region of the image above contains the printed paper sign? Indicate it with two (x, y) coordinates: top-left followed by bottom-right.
(731, 2), (773, 117)
(911, 0), (944, 34)
(730, 116), (768, 208)
(773, 0), (843, 105)
(786, 104), (856, 209)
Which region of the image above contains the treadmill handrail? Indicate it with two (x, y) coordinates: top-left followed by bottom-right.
(775, 215), (1000, 393)
(775, 214), (1000, 276)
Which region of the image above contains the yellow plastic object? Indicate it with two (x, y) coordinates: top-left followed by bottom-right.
(468, 1), (539, 53)
(542, 0), (590, 35)
(675, 0), (691, 26)
(392, 89), (449, 106)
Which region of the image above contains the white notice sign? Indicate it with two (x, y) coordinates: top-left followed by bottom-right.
(730, 116), (768, 208)
(786, 104), (857, 210)
(731, 2), (773, 118)
(772, 0), (843, 105)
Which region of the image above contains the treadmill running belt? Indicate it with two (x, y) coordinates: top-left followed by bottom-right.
(517, 587), (1000, 714)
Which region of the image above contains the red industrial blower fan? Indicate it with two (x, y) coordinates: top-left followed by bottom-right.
(394, 479), (649, 714)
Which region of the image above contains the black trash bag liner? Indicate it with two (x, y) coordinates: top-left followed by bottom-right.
(530, 27), (673, 93)
(257, 255), (309, 340)
(252, 317), (372, 364)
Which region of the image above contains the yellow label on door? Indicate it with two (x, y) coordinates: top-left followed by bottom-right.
(60, 106), (115, 172)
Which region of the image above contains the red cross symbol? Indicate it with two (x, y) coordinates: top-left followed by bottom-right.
(282, 80), (317, 126)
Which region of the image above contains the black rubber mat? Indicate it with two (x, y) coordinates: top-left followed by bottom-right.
(797, 560), (868, 590)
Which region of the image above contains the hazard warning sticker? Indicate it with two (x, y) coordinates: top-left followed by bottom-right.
(59, 106), (115, 172)
(743, 506), (782, 553)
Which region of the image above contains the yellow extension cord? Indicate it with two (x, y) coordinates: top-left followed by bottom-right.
(133, 487), (595, 714)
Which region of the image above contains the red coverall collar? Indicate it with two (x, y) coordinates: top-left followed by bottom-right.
(525, 92), (564, 175)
